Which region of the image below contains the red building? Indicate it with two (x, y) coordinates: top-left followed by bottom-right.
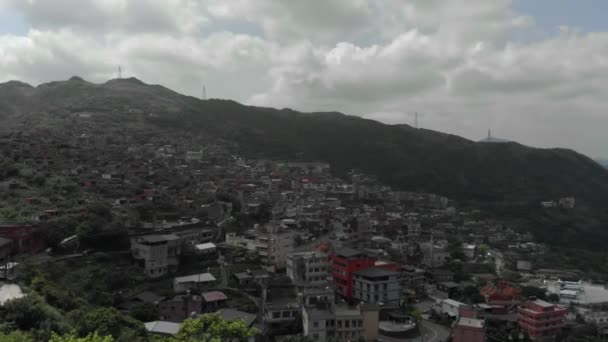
(518, 300), (566, 340)
(331, 248), (376, 299)
(0, 224), (44, 255)
(453, 317), (486, 342)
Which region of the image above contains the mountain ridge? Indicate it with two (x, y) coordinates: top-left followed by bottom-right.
(2, 76), (608, 204)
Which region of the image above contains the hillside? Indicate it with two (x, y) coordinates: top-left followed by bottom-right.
(2, 77), (608, 204)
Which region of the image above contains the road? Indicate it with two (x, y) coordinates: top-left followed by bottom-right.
(419, 320), (450, 342)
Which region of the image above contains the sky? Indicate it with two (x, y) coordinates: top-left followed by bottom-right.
(0, 1), (607, 158)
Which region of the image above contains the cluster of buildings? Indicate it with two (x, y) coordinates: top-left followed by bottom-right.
(1, 117), (607, 341)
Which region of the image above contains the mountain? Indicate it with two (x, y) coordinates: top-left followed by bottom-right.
(596, 159), (608, 169)
(2, 77), (608, 204)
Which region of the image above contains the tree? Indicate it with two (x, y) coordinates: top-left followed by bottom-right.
(0, 331), (34, 342)
(72, 308), (147, 341)
(170, 314), (259, 342)
(50, 332), (114, 342)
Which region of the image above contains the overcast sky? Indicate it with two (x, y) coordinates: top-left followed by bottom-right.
(0, 1), (607, 158)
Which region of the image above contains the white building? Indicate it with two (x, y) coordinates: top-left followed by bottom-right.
(130, 234), (181, 278)
(255, 222), (294, 272)
(225, 232), (257, 251)
(173, 273), (216, 293)
(440, 298), (466, 318)
(286, 251), (333, 305)
(352, 267), (401, 305)
(302, 303), (379, 342)
(195, 242), (216, 254)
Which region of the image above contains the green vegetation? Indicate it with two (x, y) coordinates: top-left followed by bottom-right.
(169, 314), (259, 342)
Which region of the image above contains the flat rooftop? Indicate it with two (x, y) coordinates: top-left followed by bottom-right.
(458, 317), (484, 329)
(354, 267), (399, 278)
(335, 247), (365, 259)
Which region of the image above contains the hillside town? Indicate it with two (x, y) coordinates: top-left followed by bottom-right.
(1, 115), (608, 342)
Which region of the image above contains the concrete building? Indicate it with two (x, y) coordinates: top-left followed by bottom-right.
(302, 303), (379, 342)
(453, 317), (485, 342)
(158, 294), (203, 322)
(331, 248), (376, 300)
(255, 222), (294, 272)
(352, 267), (401, 305)
(286, 251), (333, 305)
(518, 300), (566, 340)
(173, 273), (216, 293)
(262, 278), (300, 325)
(130, 234), (181, 278)
(441, 298), (466, 318)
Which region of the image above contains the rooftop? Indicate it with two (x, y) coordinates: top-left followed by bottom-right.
(335, 247), (365, 259)
(136, 234), (180, 243)
(216, 308), (256, 326)
(202, 291), (228, 302)
(457, 317), (484, 329)
(174, 273), (216, 284)
(354, 267), (399, 278)
(144, 321), (181, 336)
(195, 242), (216, 250)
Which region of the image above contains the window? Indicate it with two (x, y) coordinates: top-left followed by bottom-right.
(273, 312), (281, 318)
(345, 320), (350, 328)
(313, 321), (319, 328)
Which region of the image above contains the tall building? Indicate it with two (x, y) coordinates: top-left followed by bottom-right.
(331, 248), (376, 299)
(518, 300), (566, 340)
(352, 267), (401, 305)
(255, 222), (294, 272)
(130, 234), (181, 278)
(286, 251), (333, 305)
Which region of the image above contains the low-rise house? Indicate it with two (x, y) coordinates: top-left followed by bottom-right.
(216, 308), (257, 327)
(202, 291), (228, 311)
(173, 273), (217, 293)
(441, 298), (466, 318)
(435, 281), (460, 299)
(144, 321), (181, 337)
(195, 242), (217, 254)
(158, 294), (203, 322)
(233, 269), (270, 287)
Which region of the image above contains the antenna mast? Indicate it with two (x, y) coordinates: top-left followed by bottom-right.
(202, 85), (207, 100)
(118, 66), (122, 79)
(415, 112), (419, 129)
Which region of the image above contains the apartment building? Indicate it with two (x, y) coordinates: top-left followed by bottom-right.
(255, 222), (294, 272)
(286, 251), (333, 305)
(130, 234), (181, 278)
(352, 267), (401, 305)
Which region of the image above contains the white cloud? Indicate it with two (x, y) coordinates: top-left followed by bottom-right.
(0, 0), (607, 157)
